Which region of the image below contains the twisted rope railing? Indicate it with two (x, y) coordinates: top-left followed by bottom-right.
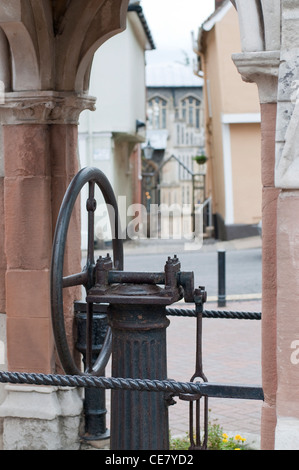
(0, 370), (264, 400)
(166, 307), (261, 320)
(0, 308), (263, 401)
(0, 308), (262, 400)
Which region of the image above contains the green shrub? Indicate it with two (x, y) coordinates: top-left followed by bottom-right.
(170, 419), (248, 451)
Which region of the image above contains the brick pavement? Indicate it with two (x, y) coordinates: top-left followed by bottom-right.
(95, 298), (262, 451)
(166, 298), (262, 449)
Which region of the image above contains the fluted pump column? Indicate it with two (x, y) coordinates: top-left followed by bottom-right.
(109, 304), (170, 450)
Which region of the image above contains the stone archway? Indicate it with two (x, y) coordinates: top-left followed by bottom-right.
(232, 0), (299, 451)
(0, 0), (129, 450)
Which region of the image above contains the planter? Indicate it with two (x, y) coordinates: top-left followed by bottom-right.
(193, 155), (208, 165)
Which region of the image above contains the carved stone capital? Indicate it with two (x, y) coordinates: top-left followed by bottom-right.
(0, 0), (129, 94)
(232, 51), (280, 103)
(0, 92), (96, 125)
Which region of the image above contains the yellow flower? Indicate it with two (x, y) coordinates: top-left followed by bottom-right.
(222, 438), (228, 443)
(222, 433), (228, 439)
(234, 448), (241, 451)
(241, 437), (246, 442)
(235, 434), (242, 441)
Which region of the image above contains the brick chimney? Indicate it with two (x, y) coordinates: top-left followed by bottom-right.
(215, 0), (225, 9)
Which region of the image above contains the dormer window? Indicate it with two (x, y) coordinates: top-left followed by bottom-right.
(148, 96), (168, 129)
(180, 96), (201, 128)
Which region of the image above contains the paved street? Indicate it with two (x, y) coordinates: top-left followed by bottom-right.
(91, 236), (263, 450)
(121, 237), (262, 299)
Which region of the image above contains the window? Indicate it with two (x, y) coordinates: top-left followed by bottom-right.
(181, 184), (191, 205)
(180, 96), (201, 129)
(179, 155), (192, 181)
(177, 124), (180, 145)
(148, 96), (168, 129)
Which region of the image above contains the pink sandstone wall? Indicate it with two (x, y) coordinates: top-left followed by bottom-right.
(276, 192), (299, 419)
(260, 103), (280, 450)
(3, 124), (81, 374)
(0, 176), (5, 313)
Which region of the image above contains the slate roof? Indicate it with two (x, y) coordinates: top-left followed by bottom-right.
(146, 62), (204, 88)
(128, 2), (156, 50)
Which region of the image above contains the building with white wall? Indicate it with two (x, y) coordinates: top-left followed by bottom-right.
(79, 2), (155, 246)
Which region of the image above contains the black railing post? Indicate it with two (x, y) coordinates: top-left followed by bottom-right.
(218, 249), (226, 307)
(75, 302), (110, 442)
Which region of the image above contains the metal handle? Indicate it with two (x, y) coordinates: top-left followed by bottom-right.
(51, 167), (124, 376)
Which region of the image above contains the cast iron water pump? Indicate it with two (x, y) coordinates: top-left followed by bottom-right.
(50, 167), (206, 450)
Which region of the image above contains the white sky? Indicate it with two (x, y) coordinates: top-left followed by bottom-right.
(140, 0), (215, 65)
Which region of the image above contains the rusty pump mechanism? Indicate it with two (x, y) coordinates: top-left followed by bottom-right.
(50, 167), (208, 450)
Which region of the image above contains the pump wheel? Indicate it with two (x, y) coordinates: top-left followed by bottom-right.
(51, 167), (124, 376)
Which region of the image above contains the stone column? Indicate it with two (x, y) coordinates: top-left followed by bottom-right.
(273, 1), (299, 450)
(0, 0), (129, 450)
(233, 0), (299, 450)
(0, 93), (95, 451)
(232, 52), (280, 450)
(0, 93), (95, 375)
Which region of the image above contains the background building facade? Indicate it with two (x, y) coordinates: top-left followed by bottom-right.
(79, 2), (155, 246)
(196, 1), (262, 240)
(145, 62), (207, 239)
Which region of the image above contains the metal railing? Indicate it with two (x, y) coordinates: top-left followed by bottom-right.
(0, 306), (263, 399)
(0, 305), (263, 450)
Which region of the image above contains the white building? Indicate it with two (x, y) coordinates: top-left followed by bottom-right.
(78, 2), (155, 247)
(144, 62), (207, 239)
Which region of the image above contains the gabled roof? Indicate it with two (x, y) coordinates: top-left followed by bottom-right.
(201, 0), (232, 32)
(146, 62), (204, 88)
(128, 3), (156, 50)
(197, 0), (233, 54)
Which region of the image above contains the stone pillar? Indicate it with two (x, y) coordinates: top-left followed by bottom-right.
(273, 1), (299, 450)
(259, 103), (280, 450)
(231, 0), (282, 450)
(232, 51), (280, 450)
(0, 0), (129, 450)
(0, 93), (95, 451)
(0, 97), (93, 375)
(233, 0), (299, 450)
